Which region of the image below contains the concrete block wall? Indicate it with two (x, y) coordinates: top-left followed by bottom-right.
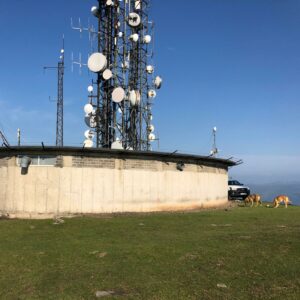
(0, 155), (229, 218)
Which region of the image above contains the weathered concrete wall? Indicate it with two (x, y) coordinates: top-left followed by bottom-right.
(0, 156), (229, 218)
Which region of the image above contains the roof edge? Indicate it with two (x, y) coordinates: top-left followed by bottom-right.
(0, 146), (238, 167)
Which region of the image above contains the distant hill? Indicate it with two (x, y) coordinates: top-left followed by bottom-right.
(249, 182), (300, 205)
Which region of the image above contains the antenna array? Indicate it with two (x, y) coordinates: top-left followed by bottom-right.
(76, 0), (162, 150)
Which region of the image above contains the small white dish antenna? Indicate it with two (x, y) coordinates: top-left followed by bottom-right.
(87, 85), (94, 93)
(88, 52), (107, 73)
(148, 125), (155, 132)
(84, 104), (94, 115)
(148, 133), (156, 141)
(103, 69), (113, 80)
(118, 32), (123, 38)
(148, 90), (157, 99)
(154, 76), (163, 89)
(106, 0), (114, 6)
(146, 65), (154, 74)
(128, 12), (141, 27)
(111, 140), (124, 150)
(112, 87), (125, 103)
(84, 116), (97, 128)
(129, 34), (139, 42)
(84, 130), (95, 140)
(84, 139), (94, 148)
(91, 6), (100, 18)
(143, 35), (152, 44)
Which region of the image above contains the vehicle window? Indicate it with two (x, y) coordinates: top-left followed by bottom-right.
(228, 180), (242, 185)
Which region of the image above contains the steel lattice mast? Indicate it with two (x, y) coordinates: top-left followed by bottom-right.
(82, 0), (162, 151)
(56, 46), (64, 147)
(44, 39), (65, 147)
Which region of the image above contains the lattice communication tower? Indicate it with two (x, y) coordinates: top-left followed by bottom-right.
(78, 0), (162, 151)
(56, 44), (65, 147)
(44, 39), (65, 147)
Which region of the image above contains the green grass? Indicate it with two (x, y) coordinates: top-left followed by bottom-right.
(0, 206), (300, 299)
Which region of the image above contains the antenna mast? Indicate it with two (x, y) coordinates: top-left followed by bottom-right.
(56, 38), (65, 147)
(77, 0), (162, 150)
(44, 37), (65, 147)
(210, 127), (218, 157)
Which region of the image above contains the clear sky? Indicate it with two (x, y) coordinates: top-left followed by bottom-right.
(0, 0), (300, 184)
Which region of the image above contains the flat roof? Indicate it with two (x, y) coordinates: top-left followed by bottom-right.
(0, 146), (239, 168)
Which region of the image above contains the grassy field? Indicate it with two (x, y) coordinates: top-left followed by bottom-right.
(0, 205), (299, 299)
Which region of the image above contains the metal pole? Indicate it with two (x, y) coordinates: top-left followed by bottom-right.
(56, 37), (64, 147)
(17, 128), (21, 146)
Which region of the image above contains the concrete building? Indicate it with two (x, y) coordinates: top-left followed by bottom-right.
(0, 147), (236, 219)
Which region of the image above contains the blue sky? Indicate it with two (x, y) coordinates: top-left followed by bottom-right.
(0, 0), (300, 184)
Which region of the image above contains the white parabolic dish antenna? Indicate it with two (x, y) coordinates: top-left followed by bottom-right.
(84, 104), (94, 115)
(84, 116), (97, 128)
(88, 53), (107, 73)
(154, 76), (162, 89)
(103, 69), (113, 80)
(112, 87), (125, 103)
(129, 34), (139, 42)
(84, 139), (94, 148)
(111, 141), (124, 150)
(84, 130), (95, 140)
(148, 90), (157, 99)
(91, 6), (100, 18)
(149, 133), (156, 141)
(143, 35), (152, 44)
(146, 65), (154, 74)
(128, 12), (141, 27)
(148, 125), (155, 132)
